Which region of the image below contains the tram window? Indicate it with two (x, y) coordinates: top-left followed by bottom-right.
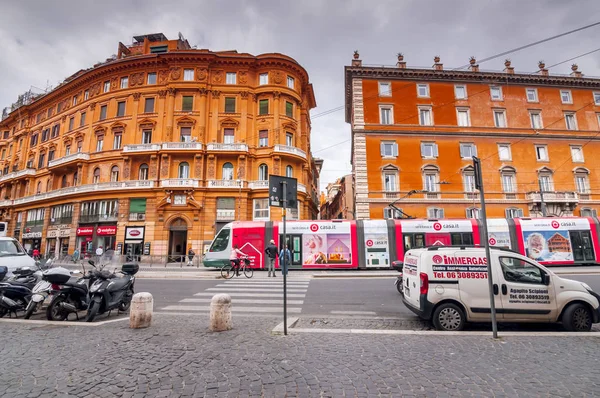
(414, 234), (425, 248)
(404, 235), (412, 251)
(463, 234), (473, 245)
(451, 233), (473, 246)
(210, 228), (230, 252)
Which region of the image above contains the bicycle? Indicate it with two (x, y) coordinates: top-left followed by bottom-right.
(221, 257), (253, 279)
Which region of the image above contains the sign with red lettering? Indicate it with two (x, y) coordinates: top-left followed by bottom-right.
(96, 226), (117, 235)
(76, 227), (94, 236)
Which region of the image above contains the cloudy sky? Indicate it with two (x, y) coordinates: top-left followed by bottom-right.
(1, 1), (599, 192)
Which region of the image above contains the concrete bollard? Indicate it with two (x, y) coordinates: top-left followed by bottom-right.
(210, 293), (232, 332)
(129, 292), (153, 329)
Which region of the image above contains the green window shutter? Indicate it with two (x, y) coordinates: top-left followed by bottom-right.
(129, 198), (147, 213)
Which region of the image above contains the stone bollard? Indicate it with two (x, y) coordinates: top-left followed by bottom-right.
(129, 292), (153, 329)
(210, 293), (232, 332)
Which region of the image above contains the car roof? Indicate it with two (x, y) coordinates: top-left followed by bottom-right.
(0, 237), (16, 241)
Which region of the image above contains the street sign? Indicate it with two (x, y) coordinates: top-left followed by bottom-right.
(268, 175), (297, 208)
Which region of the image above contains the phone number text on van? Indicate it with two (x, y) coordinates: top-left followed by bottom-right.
(433, 272), (488, 279)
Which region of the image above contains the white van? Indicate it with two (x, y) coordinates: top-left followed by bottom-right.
(0, 237), (36, 277)
(402, 246), (600, 332)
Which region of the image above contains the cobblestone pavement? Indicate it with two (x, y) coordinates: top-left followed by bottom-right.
(1, 315), (599, 397)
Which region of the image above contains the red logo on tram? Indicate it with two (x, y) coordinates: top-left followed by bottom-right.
(366, 239), (373, 247)
(551, 221), (560, 229)
(310, 224), (319, 232)
(489, 238), (496, 245)
(433, 222), (442, 231)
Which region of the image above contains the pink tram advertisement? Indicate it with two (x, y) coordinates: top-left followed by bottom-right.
(202, 217), (600, 270)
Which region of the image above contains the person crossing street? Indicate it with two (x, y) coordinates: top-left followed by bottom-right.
(265, 239), (277, 277)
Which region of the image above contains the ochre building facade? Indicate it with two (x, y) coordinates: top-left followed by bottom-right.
(345, 53), (600, 220)
(0, 33), (318, 259)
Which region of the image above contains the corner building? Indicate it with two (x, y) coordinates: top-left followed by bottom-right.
(345, 54), (600, 220)
(0, 33), (317, 258)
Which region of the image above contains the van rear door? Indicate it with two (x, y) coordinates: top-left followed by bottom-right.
(402, 252), (420, 309)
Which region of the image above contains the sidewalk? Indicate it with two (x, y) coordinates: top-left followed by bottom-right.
(0, 314), (597, 397)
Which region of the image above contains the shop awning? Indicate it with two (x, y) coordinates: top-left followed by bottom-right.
(129, 198), (146, 213)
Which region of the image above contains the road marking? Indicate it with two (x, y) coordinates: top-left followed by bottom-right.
(214, 284), (309, 288)
(193, 292), (306, 298)
(179, 298), (305, 305)
(330, 310), (378, 315)
(222, 281), (310, 285)
(206, 287), (307, 293)
(161, 305), (302, 313)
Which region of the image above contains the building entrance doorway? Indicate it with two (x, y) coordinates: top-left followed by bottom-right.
(168, 218), (188, 262)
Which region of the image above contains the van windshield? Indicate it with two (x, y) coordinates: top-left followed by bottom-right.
(0, 240), (26, 257)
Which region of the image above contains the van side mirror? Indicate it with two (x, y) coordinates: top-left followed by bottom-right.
(543, 273), (550, 285)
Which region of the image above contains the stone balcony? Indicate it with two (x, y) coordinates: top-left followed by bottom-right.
(274, 144), (307, 159)
(298, 183), (307, 193)
(248, 180), (268, 189)
(48, 152), (90, 168)
(162, 142), (203, 151)
(216, 209), (236, 221)
(205, 143), (248, 152)
(160, 178), (200, 188)
(122, 144), (161, 153)
(526, 191), (579, 203)
(11, 180), (155, 206)
(206, 179), (244, 188)
(0, 168), (36, 182)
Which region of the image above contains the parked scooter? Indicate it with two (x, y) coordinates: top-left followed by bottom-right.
(0, 261), (48, 318)
(45, 262), (97, 321)
(392, 260), (403, 294)
(24, 260), (73, 319)
(86, 261), (139, 322)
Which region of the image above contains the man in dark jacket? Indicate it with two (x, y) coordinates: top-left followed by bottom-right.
(265, 239), (277, 277)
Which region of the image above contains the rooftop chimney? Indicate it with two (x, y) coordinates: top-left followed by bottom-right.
(396, 53), (406, 69)
(433, 55), (443, 71)
(503, 59), (514, 75)
(570, 64), (582, 78)
(538, 60), (548, 76)
(352, 50), (362, 67)
(469, 56), (479, 72)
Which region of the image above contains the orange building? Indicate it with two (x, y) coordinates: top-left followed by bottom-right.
(345, 53), (600, 220)
(0, 33), (318, 259)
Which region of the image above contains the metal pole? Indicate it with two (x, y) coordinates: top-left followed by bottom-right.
(538, 178), (547, 217)
(473, 157), (498, 339)
(282, 180), (288, 336)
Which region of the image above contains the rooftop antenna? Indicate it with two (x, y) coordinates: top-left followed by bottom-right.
(178, 32), (185, 41)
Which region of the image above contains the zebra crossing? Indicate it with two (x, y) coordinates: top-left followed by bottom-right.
(160, 277), (311, 315)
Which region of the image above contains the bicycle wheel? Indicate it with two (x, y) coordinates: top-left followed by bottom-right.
(221, 264), (234, 279)
(243, 265), (254, 278)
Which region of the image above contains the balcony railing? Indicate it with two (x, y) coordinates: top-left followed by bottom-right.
(123, 144), (161, 153)
(160, 179), (200, 188)
(207, 179), (243, 188)
(12, 180), (155, 205)
(248, 180), (268, 189)
(48, 152), (90, 168)
(162, 142), (203, 150)
(206, 143), (248, 152)
(0, 168), (36, 182)
(216, 209), (236, 221)
(526, 191), (579, 203)
(0, 200), (12, 207)
(274, 144), (307, 159)
(50, 217), (73, 225)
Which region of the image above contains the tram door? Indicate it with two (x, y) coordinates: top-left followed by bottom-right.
(570, 230), (595, 262)
(281, 234), (303, 268)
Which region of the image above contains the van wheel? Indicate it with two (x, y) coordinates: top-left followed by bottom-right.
(562, 303), (592, 332)
(432, 303), (465, 331)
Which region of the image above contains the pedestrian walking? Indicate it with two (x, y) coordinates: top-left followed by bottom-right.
(265, 239), (277, 277)
(32, 247), (40, 260)
(187, 247), (195, 266)
(73, 248), (80, 263)
(279, 244), (292, 276)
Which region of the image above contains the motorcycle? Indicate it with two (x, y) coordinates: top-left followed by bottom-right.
(24, 261), (74, 319)
(45, 262), (97, 321)
(392, 260), (403, 295)
(0, 262), (47, 318)
(86, 261), (139, 322)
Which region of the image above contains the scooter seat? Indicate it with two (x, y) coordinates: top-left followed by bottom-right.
(107, 277), (130, 291)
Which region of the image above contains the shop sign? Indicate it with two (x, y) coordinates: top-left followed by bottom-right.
(22, 232), (42, 239)
(143, 242), (151, 255)
(47, 230), (59, 238)
(97, 226), (117, 236)
(77, 227), (94, 236)
(125, 226), (145, 240)
(48, 226), (71, 238)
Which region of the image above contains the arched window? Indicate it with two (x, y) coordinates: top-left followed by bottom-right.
(382, 165), (399, 198)
(286, 165), (293, 178)
(93, 168), (100, 184)
(73, 171), (78, 186)
(258, 164), (268, 181)
(422, 164), (440, 199)
(61, 174), (68, 188)
(538, 167), (554, 192)
(222, 162), (234, 180)
(574, 167), (590, 195)
(36, 181), (42, 194)
(111, 166), (119, 182)
(178, 162), (190, 179)
(139, 164), (149, 180)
